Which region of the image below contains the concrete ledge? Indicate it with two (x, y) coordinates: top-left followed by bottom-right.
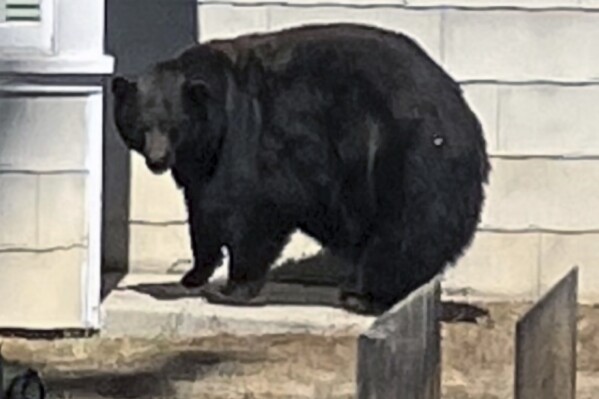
(101, 274), (375, 339)
(100, 272), (532, 340)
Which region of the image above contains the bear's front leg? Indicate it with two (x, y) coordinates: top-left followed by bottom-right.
(181, 232), (223, 289)
(181, 192), (225, 289)
(203, 222), (292, 305)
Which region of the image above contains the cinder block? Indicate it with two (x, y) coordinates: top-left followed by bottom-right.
(0, 97), (88, 171)
(37, 174), (87, 248)
(0, 248), (85, 328)
(267, 6), (443, 62)
(540, 233), (599, 303)
(461, 84), (499, 153)
(443, 10), (599, 82)
(497, 85), (599, 156)
(443, 231), (540, 299)
(198, 4), (269, 41)
(129, 223), (192, 274)
(0, 174), (37, 249)
(129, 154), (187, 223)
(481, 158), (599, 230)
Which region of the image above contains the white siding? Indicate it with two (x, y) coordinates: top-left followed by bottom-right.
(443, 10), (599, 82)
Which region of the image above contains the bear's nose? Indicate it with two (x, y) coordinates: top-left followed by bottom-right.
(144, 129), (171, 170)
(146, 155), (170, 174)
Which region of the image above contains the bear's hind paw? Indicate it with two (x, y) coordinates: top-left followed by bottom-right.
(339, 293), (391, 316)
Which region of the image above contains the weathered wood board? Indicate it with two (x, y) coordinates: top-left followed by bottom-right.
(357, 278), (441, 399)
(514, 267), (578, 399)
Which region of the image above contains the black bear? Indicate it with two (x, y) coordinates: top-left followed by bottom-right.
(111, 23), (490, 315)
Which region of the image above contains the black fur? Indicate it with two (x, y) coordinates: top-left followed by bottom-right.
(111, 23), (490, 315)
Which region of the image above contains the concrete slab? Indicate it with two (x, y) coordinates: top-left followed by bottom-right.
(101, 273), (375, 339)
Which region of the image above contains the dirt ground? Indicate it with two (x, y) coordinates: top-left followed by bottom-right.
(1, 301), (598, 399)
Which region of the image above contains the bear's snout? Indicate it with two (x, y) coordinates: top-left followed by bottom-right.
(144, 130), (173, 174)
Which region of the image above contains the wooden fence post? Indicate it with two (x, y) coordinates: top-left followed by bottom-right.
(514, 266), (578, 399)
(357, 278), (441, 399)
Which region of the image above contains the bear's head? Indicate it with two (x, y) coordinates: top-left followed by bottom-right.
(111, 48), (264, 178)
(111, 65), (217, 175)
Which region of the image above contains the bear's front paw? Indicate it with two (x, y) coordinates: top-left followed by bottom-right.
(201, 280), (266, 306)
(339, 292), (390, 316)
(181, 267), (212, 289)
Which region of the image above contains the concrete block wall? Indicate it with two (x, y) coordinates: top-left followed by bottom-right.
(129, 0), (599, 302)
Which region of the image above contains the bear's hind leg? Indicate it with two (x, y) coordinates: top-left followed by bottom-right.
(339, 229), (444, 316)
(333, 246), (365, 303)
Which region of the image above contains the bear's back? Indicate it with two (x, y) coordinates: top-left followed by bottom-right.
(206, 24), (483, 160)
(205, 23), (453, 86)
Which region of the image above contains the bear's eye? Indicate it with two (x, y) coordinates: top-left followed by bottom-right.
(127, 134), (145, 152)
(125, 128), (146, 151)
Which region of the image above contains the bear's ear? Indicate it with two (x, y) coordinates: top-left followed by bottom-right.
(112, 76), (136, 99)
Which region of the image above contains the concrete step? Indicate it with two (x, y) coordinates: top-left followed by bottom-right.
(101, 273), (375, 339)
